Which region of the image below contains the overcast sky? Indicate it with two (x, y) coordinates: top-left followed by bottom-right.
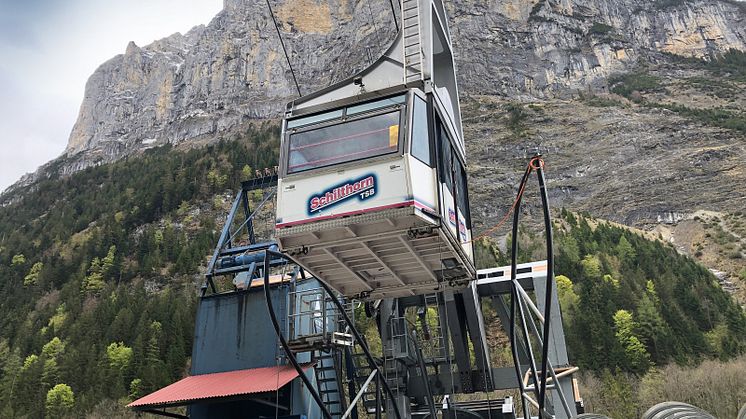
(0, 0), (223, 192)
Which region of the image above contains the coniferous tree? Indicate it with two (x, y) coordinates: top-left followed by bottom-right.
(46, 383), (75, 417)
(613, 310), (651, 373)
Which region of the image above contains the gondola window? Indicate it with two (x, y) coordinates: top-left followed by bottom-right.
(288, 111), (401, 174)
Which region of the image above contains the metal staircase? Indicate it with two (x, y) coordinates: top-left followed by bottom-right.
(346, 312), (438, 416)
(350, 352), (383, 413)
(402, 0), (424, 84)
(314, 351), (345, 418)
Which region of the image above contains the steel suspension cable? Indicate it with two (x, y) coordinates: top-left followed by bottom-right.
(389, 0), (400, 32)
(365, 0), (381, 65)
(535, 159), (555, 414)
(264, 0), (302, 96)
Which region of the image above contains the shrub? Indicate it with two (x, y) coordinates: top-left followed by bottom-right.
(609, 73), (662, 99)
(581, 94), (623, 108)
(589, 22), (614, 35)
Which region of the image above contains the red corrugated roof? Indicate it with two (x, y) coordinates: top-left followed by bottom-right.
(127, 363), (313, 409)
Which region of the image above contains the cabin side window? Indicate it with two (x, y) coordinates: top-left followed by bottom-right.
(437, 120), (453, 193)
(285, 95), (405, 174)
(455, 159), (471, 228)
(411, 96), (432, 167)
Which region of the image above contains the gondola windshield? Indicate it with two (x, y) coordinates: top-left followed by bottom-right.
(286, 95), (405, 174)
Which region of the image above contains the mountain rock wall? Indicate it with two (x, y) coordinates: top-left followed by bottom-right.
(64, 0), (745, 163)
(64, 0), (397, 159)
(450, 0), (746, 96)
(2, 0), (742, 206)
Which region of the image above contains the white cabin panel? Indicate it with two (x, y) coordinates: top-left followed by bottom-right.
(441, 187), (458, 239)
(406, 155), (438, 214)
(276, 157), (410, 228)
(458, 209), (473, 260)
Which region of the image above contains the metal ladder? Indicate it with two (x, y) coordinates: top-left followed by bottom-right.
(314, 350), (345, 418)
(421, 293), (448, 362)
(402, 0), (423, 84)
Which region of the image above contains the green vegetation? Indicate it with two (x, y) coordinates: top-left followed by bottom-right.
(0, 128), (280, 416)
(474, 211), (746, 416)
(581, 354), (746, 419)
(0, 122), (743, 416)
(613, 310), (651, 374)
(706, 49), (746, 82)
(664, 49), (746, 82)
(505, 103), (530, 138)
(502, 102), (548, 139)
(610, 67), (746, 133)
(589, 22), (614, 36)
(652, 103), (746, 134)
(683, 76), (738, 99)
(609, 72), (663, 98)
(46, 383), (75, 417)
(579, 93), (625, 108)
(552, 212), (745, 371)
(478, 210), (746, 375)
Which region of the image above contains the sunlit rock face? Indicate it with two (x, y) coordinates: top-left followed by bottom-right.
(0, 0), (729, 196)
(64, 0), (397, 159)
(448, 0), (746, 97)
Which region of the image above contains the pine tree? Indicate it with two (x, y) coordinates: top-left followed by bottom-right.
(636, 283), (668, 362)
(42, 337), (65, 360)
(613, 310), (651, 373)
(46, 383), (75, 417)
(23, 262), (43, 286)
(101, 245), (116, 278)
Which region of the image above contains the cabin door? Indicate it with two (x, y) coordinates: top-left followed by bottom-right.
(435, 117), (473, 260)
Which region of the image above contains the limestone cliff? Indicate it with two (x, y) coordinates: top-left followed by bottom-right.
(62, 0), (745, 162)
(64, 0), (397, 158)
(4, 0), (745, 216)
(450, 0), (746, 96)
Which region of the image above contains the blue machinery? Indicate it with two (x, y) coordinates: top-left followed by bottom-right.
(132, 1), (584, 418)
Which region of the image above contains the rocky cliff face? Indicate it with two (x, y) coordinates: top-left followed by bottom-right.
(4, 0), (744, 289)
(64, 0), (397, 159)
(5, 0), (744, 211)
(450, 0), (746, 96)
(62, 0), (745, 164)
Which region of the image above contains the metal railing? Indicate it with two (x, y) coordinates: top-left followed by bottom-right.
(286, 287), (354, 352)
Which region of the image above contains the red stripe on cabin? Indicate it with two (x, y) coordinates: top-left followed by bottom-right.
(276, 200), (435, 228)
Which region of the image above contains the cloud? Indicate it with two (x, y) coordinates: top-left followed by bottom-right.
(0, 0), (223, 192)
(0, 0), (64, 47)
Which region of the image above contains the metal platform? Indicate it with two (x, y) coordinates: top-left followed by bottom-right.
(439, 397), (515, 419)
(276, 205), (474, 299)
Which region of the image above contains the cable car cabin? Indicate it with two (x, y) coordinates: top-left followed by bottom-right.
(275, 0), (473, 299)
(275, 89), (475, 299)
